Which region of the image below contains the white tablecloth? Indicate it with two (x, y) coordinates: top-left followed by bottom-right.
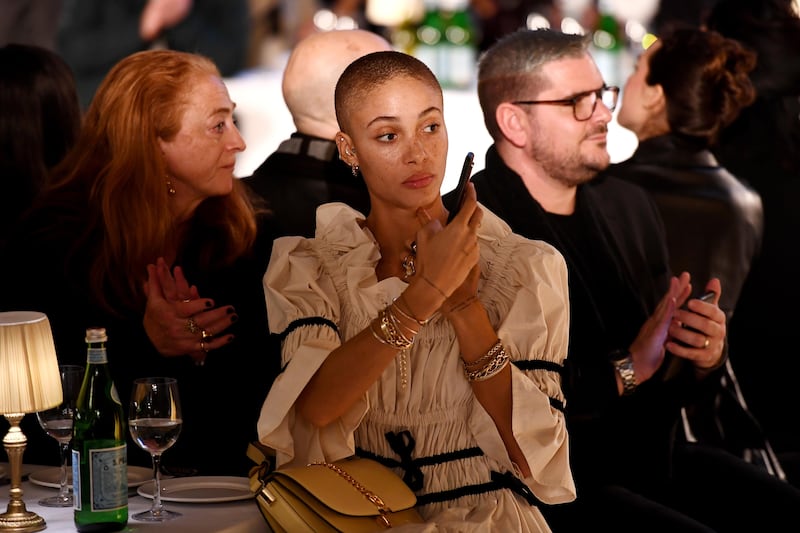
(0, 464), (269, 533)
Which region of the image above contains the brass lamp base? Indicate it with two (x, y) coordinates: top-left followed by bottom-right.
(0, 509), (46, 533)
(1, 413), (46, 533)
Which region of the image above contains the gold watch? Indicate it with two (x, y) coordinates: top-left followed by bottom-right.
(609, 349), (637, 396)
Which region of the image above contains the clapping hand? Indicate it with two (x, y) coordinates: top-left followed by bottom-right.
(143, 257), (237, 364)
(628, 272), (691, 383)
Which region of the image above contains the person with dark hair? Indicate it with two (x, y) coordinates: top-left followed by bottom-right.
(257, 49), (576, 530)
(0, 42), (82, 248)
(611, 26), (778, 479)
(613, 27), (760, 324)
(705, 0), (800, 473)
(470, 27), (800, 532)
(0, 49), (280, 476)
(243, 29), (391, 238)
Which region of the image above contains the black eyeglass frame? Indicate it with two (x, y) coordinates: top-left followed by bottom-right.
(512, 85), (620, 121)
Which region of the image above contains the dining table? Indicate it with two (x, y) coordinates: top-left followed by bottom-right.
(0, 463), (270, 532)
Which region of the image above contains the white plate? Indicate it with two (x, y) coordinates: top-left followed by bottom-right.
(29, 465), (152, 489)
(137, 476), (253, 503)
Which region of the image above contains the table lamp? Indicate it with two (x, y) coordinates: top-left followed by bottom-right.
(0, 311), (63, 533)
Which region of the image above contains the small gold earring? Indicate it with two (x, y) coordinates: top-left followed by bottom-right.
(351, 164), (359, 177)
(166, 179), (176, 195)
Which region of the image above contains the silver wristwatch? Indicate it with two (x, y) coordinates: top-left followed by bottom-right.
(610, 350), (637, 396)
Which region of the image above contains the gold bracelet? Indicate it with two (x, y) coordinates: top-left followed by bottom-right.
(392, 295), (430, 326)
(420, 274), (447, 298)
(462, 339), (503, 370)
(465, 347), (509, 382)
(445, 295), (478, 315)
(377, 307), (414, 349)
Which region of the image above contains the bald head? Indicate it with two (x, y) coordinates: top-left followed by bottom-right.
(282, 29), (392, 139)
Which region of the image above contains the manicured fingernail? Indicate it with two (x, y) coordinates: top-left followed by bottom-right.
(230, 314), (239, 323)
(226, 306), (236, 314)
(205, 300), (213, 308)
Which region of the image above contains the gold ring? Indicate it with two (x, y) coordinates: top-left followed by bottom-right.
(200, 340), (208, 353)
(201, 329), (213, 340)
(182, 298), (192, 303)
(184, 317), (200, 334)
(703, 337), (710, 349)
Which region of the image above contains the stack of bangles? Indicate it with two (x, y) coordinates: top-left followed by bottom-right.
(462, 339), (509, 382)
(370, 296), (430, 349)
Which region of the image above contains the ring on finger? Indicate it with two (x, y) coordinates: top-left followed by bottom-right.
(184, 317), (200, 334)
(200, 340), (209, 353)
(201, 329), (213, 340)
(703, 336), (710, 349)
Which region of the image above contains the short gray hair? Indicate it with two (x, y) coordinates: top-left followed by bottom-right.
(477, 29), (590, 139)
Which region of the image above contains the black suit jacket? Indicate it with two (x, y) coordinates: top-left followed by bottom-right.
(469, 145), (705, 490)
(243, 132), (371, 238)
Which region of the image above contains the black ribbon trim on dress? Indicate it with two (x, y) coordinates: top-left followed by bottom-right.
(415, 471), (543, 507)
(355, 430), (484, 492)
(276, 316), (339, 342)
(511, 360), (566, 413)
(512, 359), (564, 374)
(356, 431), (541, 507)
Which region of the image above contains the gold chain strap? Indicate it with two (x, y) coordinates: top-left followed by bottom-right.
(310, 461), (393, 527)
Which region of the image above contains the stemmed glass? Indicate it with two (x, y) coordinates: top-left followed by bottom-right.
(36, 364), (84, 507)
(129, 377), (183, 522)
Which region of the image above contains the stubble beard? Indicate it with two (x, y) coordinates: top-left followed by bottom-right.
(530, 125), (610, 188)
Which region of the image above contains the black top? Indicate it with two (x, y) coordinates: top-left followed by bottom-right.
(0, 196), (280, 477)
(610, 133), (764, 319)
(469, 145), (717, 491)
(243, 132), (371, 238)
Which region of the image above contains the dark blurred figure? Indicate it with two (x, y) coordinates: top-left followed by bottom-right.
(0, 0), (63, 49)
(243, 29), (391, 237)
(57, 0), (251, 109)
(705, 0), (800, 480)
(612, 27), (759, 322)
(610, 28), (782, 478)
(0, 43), (82, 249)
(472, 0), (559, 50)
(650, 0), (718, 34)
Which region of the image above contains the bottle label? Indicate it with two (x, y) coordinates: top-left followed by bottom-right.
(87, 347), (108, 364)
(89, 445), (127, 511)
(72, 449), (82, 510)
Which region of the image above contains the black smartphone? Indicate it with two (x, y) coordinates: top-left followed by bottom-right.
(445, 152), (475, 224)
(681, 290), (716, 311)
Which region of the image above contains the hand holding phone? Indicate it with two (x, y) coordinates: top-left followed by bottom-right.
(445, 152), (474, 224)
(681, 290), (716, 311)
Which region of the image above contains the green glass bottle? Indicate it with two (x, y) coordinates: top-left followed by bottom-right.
(72, 327), (128, 532)
(439, 0), (477, 89)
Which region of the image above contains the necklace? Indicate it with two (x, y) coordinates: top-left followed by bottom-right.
(401, 241), (417, 279)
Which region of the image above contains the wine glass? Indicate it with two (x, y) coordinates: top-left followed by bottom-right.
(129, 377), (183, 522)
(36, 364), (84, 507)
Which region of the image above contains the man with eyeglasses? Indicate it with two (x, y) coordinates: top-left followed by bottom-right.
(462, 28), (787, 532)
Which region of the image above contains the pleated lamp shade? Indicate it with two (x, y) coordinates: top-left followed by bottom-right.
(0, 311), (62, 415)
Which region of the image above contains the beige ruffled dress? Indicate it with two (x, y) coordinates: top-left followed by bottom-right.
(257, 202), (576, 532)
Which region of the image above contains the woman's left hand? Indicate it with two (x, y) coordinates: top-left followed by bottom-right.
(665, 277), (727, 370)
(142, 257), (236, 363)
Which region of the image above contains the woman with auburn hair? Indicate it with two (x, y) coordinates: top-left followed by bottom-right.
(257, 50), (575, 530)
(0, 49), (280, 476)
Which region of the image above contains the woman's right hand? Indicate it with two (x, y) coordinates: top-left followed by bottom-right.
(414, 183), (483, 298)
(142, 257), (237, 361)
